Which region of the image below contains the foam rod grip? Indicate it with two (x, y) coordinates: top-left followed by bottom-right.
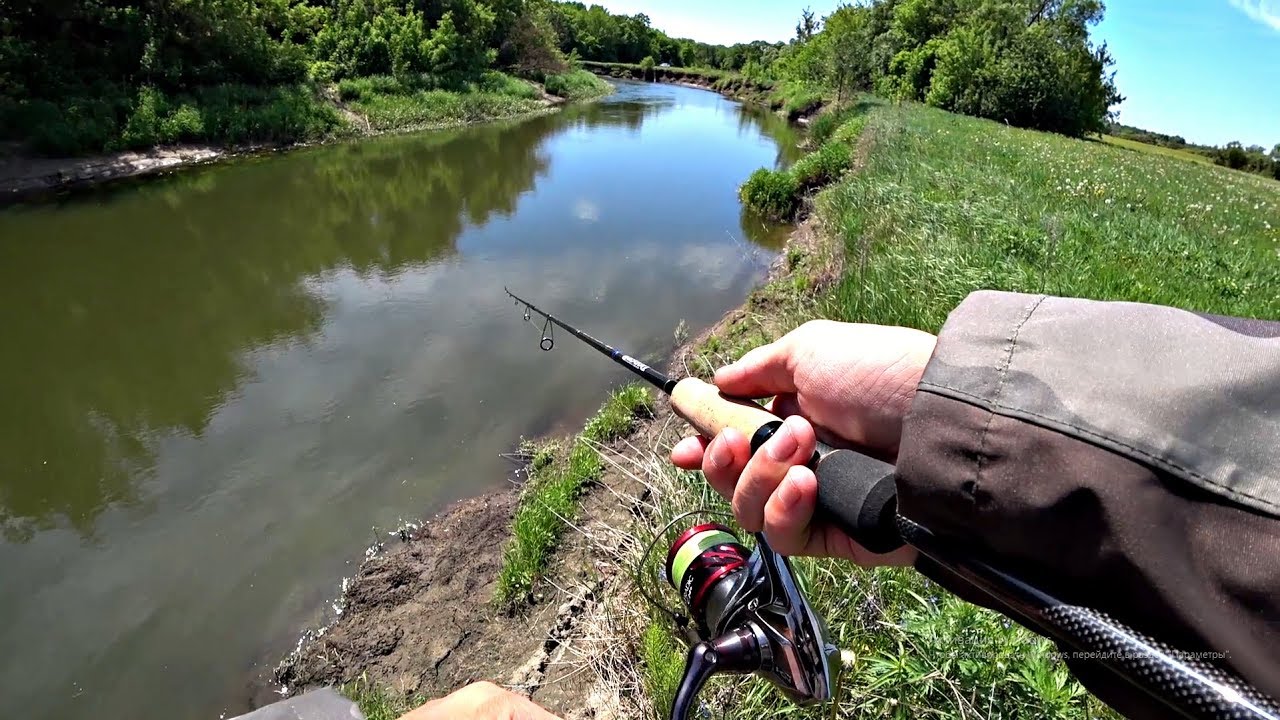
(670, 377), (782, 441)
(813, 449), (904, 554)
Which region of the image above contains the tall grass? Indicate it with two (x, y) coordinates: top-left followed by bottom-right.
(739, 104), (871, 221)
(341, 677), (423, 720)
(338, 72), (548, 132)
(494, 384), (654, 609)
(544, 70), (614, 101)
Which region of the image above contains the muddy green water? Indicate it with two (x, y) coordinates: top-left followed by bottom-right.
(0, 80), (799, 720)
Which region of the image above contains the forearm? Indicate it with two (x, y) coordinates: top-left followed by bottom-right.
(894, 291), (1280, 712)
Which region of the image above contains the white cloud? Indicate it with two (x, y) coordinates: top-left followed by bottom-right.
(1229, 0), (1280, 32)
(573, 199), (600, 223)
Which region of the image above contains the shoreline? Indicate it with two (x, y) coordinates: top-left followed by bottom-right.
(0, 94), (573, 205)
(270, 210), (833, 717)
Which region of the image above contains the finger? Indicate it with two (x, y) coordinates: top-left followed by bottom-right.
(763, 465), (817, 556)
(702, 427), (750, 500)
(714, 339), (798, 399)
(767, 392), (801, 418)
(670, 435), (709, 470)
(733, 416), (816, 532)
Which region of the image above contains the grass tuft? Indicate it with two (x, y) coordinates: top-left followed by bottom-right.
(544, 70), (614, 102)
(639, 618), (686, 719)
(494, 384), (653, 609)
(739, 106), (870, 221)
(341, 676), (422, 720)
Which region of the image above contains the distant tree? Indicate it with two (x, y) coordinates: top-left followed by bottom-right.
(796, 7), (820, 42)
(821, 4), (870, 105)
(503, 2), (568, 76)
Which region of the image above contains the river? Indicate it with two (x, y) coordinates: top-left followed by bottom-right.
(0, 79), (800, 720)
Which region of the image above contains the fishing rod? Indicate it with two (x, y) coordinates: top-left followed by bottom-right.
(504, 288), (1280, 720)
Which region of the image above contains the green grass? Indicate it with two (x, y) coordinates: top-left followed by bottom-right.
(636, 100), (1279, 718)
(771, 83), (824, 119)
(338, 72), (547, 132)
(739, 103), (871, 221)
(1101, 133), (1218, 167)
(826, 102), (1279, 331)
(544, 69), (614, 101)
(494, 384), (654, 609)
(639, 618), (685, 719)
(341, 677), (423, 720)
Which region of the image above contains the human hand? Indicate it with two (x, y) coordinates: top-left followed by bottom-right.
(399, 681), (561, 720)
(671, 321), (935, 565)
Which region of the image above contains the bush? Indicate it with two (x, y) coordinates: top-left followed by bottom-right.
(14, 95), (125, 156)
(740, 168), (799, 221)
(544, 69), (612, 101)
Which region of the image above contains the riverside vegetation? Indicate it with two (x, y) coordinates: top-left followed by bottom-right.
(647, 97), (1278, 720)
(479, 4), (1279, 720)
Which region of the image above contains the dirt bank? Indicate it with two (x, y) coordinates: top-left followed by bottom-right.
(272, 422), (664, 718)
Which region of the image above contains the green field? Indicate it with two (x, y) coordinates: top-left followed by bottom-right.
(637, 98), (1279, 719)
(1101, 133), (1218, 167)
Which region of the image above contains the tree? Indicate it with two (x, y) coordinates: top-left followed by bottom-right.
(796, 7), (820, 42)
(822, 4), (872, 104)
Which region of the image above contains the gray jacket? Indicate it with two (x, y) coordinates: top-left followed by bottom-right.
(896, 291), (1280, 716)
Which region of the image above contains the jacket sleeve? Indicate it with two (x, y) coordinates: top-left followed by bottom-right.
(893, 290), (1280, 717)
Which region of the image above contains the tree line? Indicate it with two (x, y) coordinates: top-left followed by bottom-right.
(0, 0), (598, 154)
(1, 0), (1262, 171)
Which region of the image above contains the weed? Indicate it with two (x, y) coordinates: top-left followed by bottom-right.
(494, 385), (652, 608)
(341, 676), (423, 720)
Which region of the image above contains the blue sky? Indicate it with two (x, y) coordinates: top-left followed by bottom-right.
(594, 0), (1279, 148)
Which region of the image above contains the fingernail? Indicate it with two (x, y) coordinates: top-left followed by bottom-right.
(766, 423), (797, 461)
(777, 475), (802, 509)
(709, 436), (733, 469)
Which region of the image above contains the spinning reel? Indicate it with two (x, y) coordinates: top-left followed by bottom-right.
(647, 518), (840, 720)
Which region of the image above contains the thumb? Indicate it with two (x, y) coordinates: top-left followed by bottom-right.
(714, 339), (798, 399)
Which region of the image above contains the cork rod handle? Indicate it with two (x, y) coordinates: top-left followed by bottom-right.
(669, 377), (780, 441)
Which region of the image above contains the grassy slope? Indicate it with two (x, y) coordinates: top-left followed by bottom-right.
(493, 384), (654, 609)
(341, 70), (611, 133)
(640, 99), (1279, 719)
(11, 71), (611, 158)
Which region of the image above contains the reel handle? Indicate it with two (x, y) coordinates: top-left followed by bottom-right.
(669, 377), (904, 554)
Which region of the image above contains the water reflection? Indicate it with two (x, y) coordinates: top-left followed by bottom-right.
(0, 96), (699, 542)
(0, 79), (797, 720)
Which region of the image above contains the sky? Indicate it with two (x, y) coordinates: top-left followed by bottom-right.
(592, 0), (1279, 148)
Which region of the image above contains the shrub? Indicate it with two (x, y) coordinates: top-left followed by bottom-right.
(740, 168), (799, 221)
(544, 70), (612, 101)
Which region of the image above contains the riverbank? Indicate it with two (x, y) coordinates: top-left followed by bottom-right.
(275, 94), (1279, 719)
(582, 61), (823, 122)
(0, 70), (611, 203)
